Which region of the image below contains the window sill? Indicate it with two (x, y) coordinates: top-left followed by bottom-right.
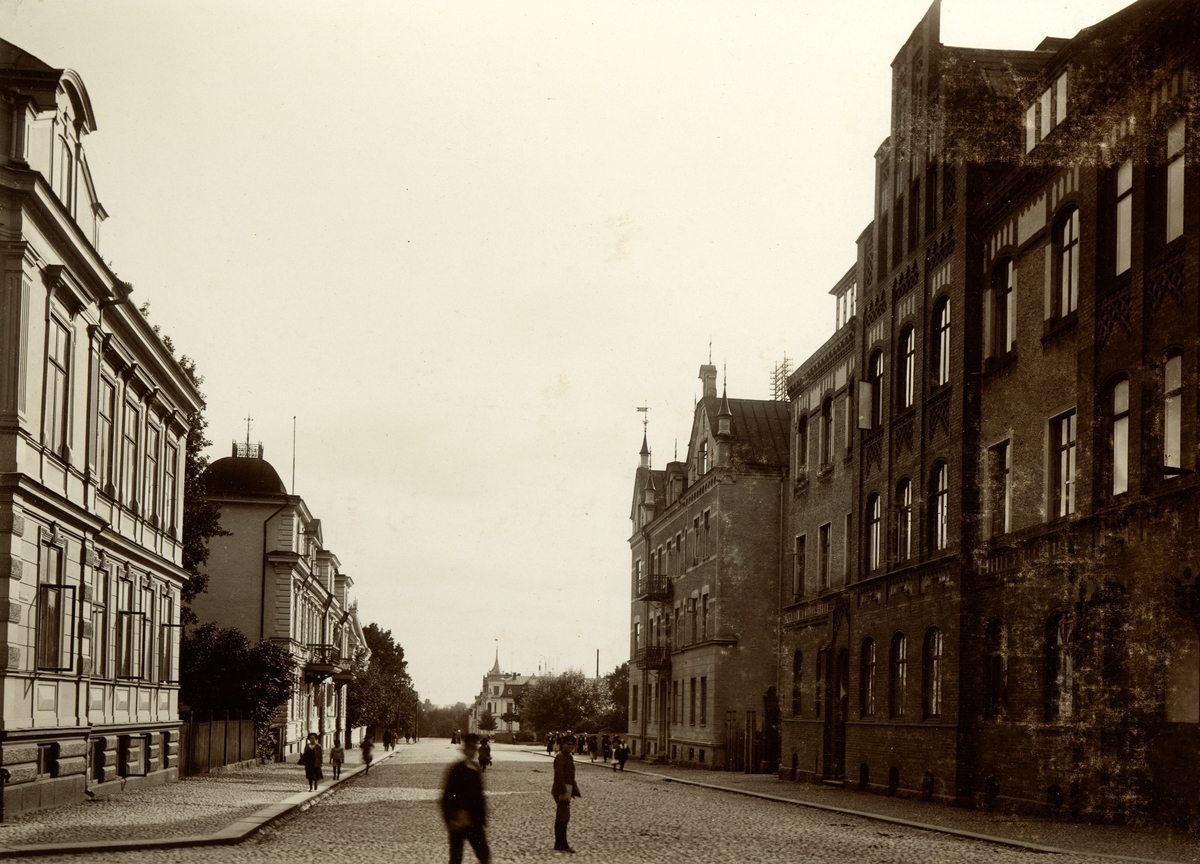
(1042, 312), (1077, 343)
(982, 352), (1018, 378)
(793, 475), (810, 496)
(817, 464), (835, 482)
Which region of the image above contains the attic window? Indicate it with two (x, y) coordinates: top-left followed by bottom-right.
(1026, 72), (1069, 154)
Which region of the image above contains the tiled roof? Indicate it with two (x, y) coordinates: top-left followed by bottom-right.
(701, 396), (790, 468)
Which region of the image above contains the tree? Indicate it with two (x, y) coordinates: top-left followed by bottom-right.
(601, 662), (630, 731)
(477, 709), (497, 732)
(516, 670), (606, 735)
(180, 622), (295, 758)
(348, 624), (419, 734)
(418, 700), (470, 738)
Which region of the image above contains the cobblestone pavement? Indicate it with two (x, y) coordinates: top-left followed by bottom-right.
(6, 740), (1185, 863)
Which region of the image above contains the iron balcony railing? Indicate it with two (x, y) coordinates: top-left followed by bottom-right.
(634, 645), (671, 669)
(636, 573), (671, 601)
(306, 643), (340, 669)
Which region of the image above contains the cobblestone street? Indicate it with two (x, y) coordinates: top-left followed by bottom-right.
(2, 741), (1182, 863)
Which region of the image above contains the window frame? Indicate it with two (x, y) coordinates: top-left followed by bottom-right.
(932, 297), (951, 388)
(1115, 159), (1133, 276)
(930, 462), (949, 551)
(889, 632), (907, 718)
(991, 259), (1015, 359)
(96, 377), (116, 491)
(898, 325), (916, 410)
(1164, 354), (1183, 472)
(1056, 207), (1080, 318)
(1110, 378), (1130, 495)
(860, 638), (876, 718)
(896, 478), (912, 563)
(1051, 410), (1077, 518)
(988, 441), (1011, 538)
(821, 398), (834, 465)
(867, 494), (882, 571)
(791, 650), (803, 718)
(44, 316), (71, 457)
(923, 627), (943, 718)
(818, 523), (831, 590)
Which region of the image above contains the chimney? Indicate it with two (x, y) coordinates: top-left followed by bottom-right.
(699, 364), (718, 399)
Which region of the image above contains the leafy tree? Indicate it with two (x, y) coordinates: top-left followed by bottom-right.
(180, 622), (295, 758)
(601, 662), (630, 731)
(348, 624), (419, 734)
(516, 670), (605, 735)
(418, 700), (470, 738)
(477, 709), (497, 732)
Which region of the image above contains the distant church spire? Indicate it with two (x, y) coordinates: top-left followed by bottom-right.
(490, 648), (501, 675)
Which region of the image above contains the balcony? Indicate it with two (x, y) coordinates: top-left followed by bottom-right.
(635, 574), (671, 601)
(634, 645), (671, 669)
(305, 644), (339, 680)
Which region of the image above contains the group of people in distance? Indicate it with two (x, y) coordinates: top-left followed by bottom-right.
(298, 731), (387, 791)
(545, 731), (629, 771)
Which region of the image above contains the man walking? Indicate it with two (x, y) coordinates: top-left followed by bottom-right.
(551, 734), (581, 853)
(440, 733), (490, 864)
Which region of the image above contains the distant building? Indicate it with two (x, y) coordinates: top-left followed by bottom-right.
(628, 365), (789, 768)
(0, 40), (202, 814)
(467, 652), (533, 740)
(194, 444), (367, 757)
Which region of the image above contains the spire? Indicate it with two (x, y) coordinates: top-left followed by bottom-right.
(490, 648), (501, 675)
(718, 383), (733, 437)
(639, 430), (651, 468)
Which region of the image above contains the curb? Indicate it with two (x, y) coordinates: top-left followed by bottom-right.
(530, 749), (1190, 864)
(0, 748), (397, 858)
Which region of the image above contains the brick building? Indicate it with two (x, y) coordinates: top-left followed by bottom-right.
(628, 365), (788, 769)
(0, 40), (202, 813)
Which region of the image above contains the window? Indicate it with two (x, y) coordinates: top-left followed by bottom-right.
(698, 439), (709, 475)
(793, 535), (806, 596)
(930, 462), (949, 551)
(890, 633), (907, 717)
(821, 398), (834, 465)
(144, 424), (160, 521)
(984, 619), (1006, 720)
(45, 318), (70, 455)
(1167, 119), (1185, 244)
(633, 621), (640, 651)
(1111, 379), (1129, 495)
(116, 576), (143, 679)
(869, 351), (883, 428)
(692, 517), (700, 561)
(703, 510), (712, 557)
(36, 540), (75, 671)
(1058, 208), (1080, 317)
(96, 379), (116, 490)
(701, 593), (709, 640)
(700, 677), (707, 725)
(1115, 159), (1133, 275)
(1165, 354), (1182, 470)
(92, 569), (109, 679)
(896, 479), (912, 563)
(791, 651), (803, 717)
(121, 403), (139, 507)
(796, 415), (808, 472)
(988, 441), (1010, 538)
(1046, 612), (1075, 720)
(631, 685), (638, 722)
(818, 524), (831, 590)
(932, 297), (950, 387)
(923, 628), (943, 718)
(991, 260), (1014, 357)
(844, 514), (853, 581)
(815, 649), (825, 719)
(672, 680), (679, 724)
(689, 678), (696, 726)
(159, 593), (179, 684)
(898, 326), (915, 409)
(1052, 411), (1077, 518)
(690, 598), (697, 643)
(867, 494), (882, 571)
(860, 638), (876, 717)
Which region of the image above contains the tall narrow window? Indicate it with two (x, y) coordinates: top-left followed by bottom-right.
(984, 619), (1006, 720)
(930, 462), (948, 551)
(701, 593), (709, 640)
(1059, 208), (1080, 316)
(821, 399), (834, 465)
(890, 633), (907, 717)
(1166, 119), (1185, 244)
(45, 318), (70, 454)
(896, 479), (912, 563)
(818, 523), (831, 589)
(700, 676), (707, 725)
(793, 535), (806, 596)
(631, 686), (638, 723)
(796, 415), (808, 473)
(703, 510), (712, 557)
(689, 678), (696, 726)
(867, 494), (882, 571)
(860, 638), (876, 717)
(1165, 355), (1182, 470)
(1052, 411), (1077, 517)
(36, 540), (74, 671)
(96, 379), (115, 490)
(1046, 612), (1074, 720)
(988, 441), (1010, 538)
(792, 651), (803, 718)
(992, 260), (1014, 357)
(844, 513), (853, 581)
(144, 424), (160, 521)
(92, 569), (109, 679)
(923, 628), (943, 718)
(1115, 159), (1133, 275)
(869, 352), (883, 428)
(898, 326), (915, 409)
(122, 403), (139, 507)
(932, 298), (951, 387)
(698, 439), (709, 475)
(1112, 379), (1129, 495)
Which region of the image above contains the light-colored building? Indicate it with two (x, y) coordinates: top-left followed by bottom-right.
(467, 653), (533, 741)
(193, 445), (367, 757)
(0, 40), (203, 814)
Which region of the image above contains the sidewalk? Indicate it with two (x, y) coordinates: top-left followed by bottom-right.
(543, 751), (1199, 864)
(0, 743), (398, 857)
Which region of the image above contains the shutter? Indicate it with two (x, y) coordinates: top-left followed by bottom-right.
(857, 383), (873, 430)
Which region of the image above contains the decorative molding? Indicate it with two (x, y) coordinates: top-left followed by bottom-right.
(865, 293), (888, 326)
(1145, 254), (1186, 325)
(894, 414), (914, 456)
(1098, 287), (1133, 347)
(0, 556), (22, 581)
(925, 389), (951, 441)
(925, 229), (955, 271)
(892, 261), (920, 302)
(864, 432), (884, 474)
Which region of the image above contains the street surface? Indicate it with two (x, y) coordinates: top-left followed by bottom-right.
(8, 741), (1159, 863)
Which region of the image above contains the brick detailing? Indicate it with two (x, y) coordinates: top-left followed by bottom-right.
(0, 599), (21, 623)
(1098, 287), (1133, 347)
(892, 261), (920, 302)
(865, 294), (887, 326)
(925, 230), (954, 271)
(1145, 255), (1186, 325)
(925, 390), (950, 441)
(0, 555), (23, 581)
(864, 433), (884, 474)
(893, 415), (914, 456)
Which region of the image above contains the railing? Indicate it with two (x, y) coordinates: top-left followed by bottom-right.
(634, 645), (671, 669)
(636, 574), (671, 600)
(306, 644), (340, 668)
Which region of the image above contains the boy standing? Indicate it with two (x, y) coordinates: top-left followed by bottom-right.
(551, 735), (581, 853)
(440, 732), (490, 864)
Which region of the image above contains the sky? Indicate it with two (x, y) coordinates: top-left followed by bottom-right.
(0, 0), (1133, 705)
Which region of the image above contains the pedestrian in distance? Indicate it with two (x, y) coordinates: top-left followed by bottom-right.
(614, 738), (629, 771)
(602, 735), (611, 763)
(440, 732), (491, 864)
(301, 732), (323, 792)
(361, 736), (375, 775)
(479, 737), (492, 772)
(546, 733), (555, 756)
(383, 728), (394, 751)
(330, 736), (345, 780)
(588, 734), (598, 763)
(551, 734), (581, 853)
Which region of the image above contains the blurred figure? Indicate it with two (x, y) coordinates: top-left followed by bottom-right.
(330, 736), (345, 780)
(440, 732), (490, 864)
(551, 734), (581, 853)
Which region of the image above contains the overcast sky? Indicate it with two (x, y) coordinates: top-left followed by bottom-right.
(1, 0), (1132, 706)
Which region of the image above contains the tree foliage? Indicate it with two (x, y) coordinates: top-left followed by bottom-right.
(419, 700), (470, 738)
(180, 623), (295, 758)
(601, 662), (630, 731)
(477, 708), (497, 732)
(347, 623), (420, 734)
(516, 665), (630, 735)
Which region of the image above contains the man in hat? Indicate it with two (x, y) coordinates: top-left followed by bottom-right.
(440, 732), (490, 863)
(551, 734), (581, 853)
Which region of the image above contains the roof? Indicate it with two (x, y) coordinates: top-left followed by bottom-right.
(204, 456), (288, 498)
(699, 395), (790, 468)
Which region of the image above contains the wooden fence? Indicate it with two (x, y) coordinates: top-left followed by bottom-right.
(179, 713), (257, 776)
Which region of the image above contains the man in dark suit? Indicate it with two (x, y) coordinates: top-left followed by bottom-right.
(440, 732), (490, 864)
(551, 734), (581, 853)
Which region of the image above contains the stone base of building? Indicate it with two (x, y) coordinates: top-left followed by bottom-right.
(1, 765), (179, 817)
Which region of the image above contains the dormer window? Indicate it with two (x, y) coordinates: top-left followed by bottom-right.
(698, 439), (709, 474)
(1025, 71), (1069, 154)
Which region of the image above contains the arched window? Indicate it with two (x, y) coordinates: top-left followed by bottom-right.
(932, 297), (951, 387)
(1109, 377), (1129, 495)
(869, 351), (884, 428)
(1165, 353), (1183, 470)
(923, 628), (943, 718)
(698, 439), (710, 475)
(1057, 207), (1080, 317)
(791, 651), (803, 718)
(821, 398), (834, 465)
(1045, 611), (1075, 720)
(896, 479), (912, 563)
(898, 326), (915, 409)
(991, 259), (1014, 358)
(860, 638), (876, 717)
(930, 462), (948, 552)
(796, 414), (808, 473)
(867, 494), (882, 571)
(984, 619), (1005, 719)
(889, 632), (907, 717)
